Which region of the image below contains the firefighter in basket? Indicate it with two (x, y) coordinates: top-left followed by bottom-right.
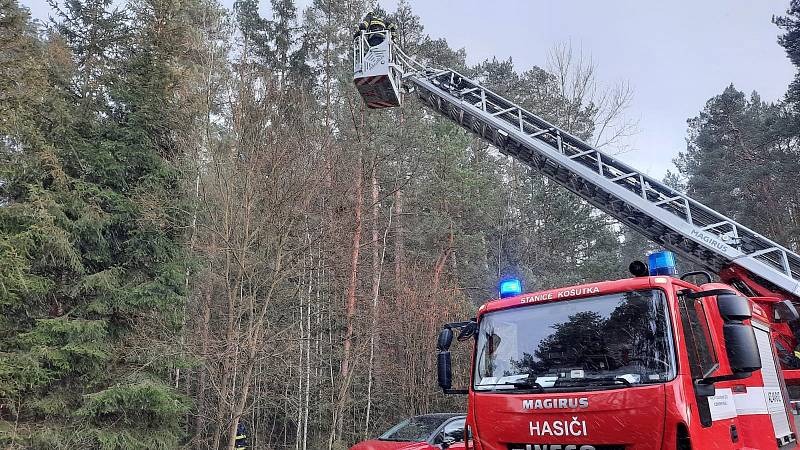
(355, 11), (397, 46)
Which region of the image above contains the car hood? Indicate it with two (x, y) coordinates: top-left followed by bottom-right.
(349, 439), (432, 450)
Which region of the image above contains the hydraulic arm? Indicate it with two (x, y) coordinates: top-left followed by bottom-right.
(353, 29), (800, 302)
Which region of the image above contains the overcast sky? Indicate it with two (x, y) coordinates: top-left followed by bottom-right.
(381, 0), (796, 178)
(23, 0), (796, 178)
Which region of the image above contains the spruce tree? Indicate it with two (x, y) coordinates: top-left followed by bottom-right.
(0, 0), (191, 447)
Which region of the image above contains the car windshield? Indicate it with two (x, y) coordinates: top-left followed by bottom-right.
(378, 416), (449, 442)
(474, 289), (676, 391)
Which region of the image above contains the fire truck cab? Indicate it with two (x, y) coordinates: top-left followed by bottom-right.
(437, 258), (798, 450)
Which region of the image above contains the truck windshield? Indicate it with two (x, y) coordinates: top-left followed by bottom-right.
(474, 289), (676, 391)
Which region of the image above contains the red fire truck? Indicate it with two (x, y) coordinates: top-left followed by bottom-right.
(436, 265), (798, 449)
(354, 22), (800, 450)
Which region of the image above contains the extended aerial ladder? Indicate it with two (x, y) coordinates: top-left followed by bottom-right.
(354, 29), (800, 306)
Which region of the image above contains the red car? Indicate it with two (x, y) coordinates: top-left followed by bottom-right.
(350, 413), (468, 450)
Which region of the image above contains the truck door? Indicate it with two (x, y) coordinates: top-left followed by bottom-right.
(753, 321), (796, 447)
(678, 295), (740, 448)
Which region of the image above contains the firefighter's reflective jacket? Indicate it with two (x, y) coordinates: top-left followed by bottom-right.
(235, 422), (248, 450)
(356, 12), (397, 45)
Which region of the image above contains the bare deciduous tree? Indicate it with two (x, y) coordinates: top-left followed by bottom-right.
(547, 42), (638, 152)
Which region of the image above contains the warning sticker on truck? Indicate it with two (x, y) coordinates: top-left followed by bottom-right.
(708, 388), (736, 420)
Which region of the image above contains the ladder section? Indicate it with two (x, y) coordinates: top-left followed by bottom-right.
(401, 68), (800, 298)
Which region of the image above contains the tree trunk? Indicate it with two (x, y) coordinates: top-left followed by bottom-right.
(334, 148), (363, 443)
(432, 223), (454, 291)
(225, 342), (258, 450)
(194, 288), (211, 445)
(365, 160), (390, 436)
(394, 189), (403, 283)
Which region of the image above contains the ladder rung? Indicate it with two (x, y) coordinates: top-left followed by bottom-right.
(529, 128), (554, 138)
(568, 149), (596, 160)
(748, 247), (782, 258)
(781, 252), (792, 275)
(702, 221), (732, 232)
(611, 172), (638, 182)
(492, 106), (517, 117)
(427, 69), (449, 80)
(654, 195), (683, 206)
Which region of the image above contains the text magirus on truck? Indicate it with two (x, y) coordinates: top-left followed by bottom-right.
(353, 13), (800, 450)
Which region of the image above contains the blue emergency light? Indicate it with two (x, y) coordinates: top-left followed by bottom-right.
(648, 250), (677, 276)
(499, 278), (522, 298)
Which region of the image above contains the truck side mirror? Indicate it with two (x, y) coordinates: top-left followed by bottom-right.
(437, 327), (454, 390)
(717, 294), (752, 321)
(723, 323), (761, 373)
(717, 294), (761, 374)
(436, 325), (468, 394)
(438, 351), (452, 390)
(437, 327), (454, 391)
(438, 328), (453, 351)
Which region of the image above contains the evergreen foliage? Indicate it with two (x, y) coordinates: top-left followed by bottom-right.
(673, 85), (800, 250)
(775, 0), (800, 107)
(1, 0), (190, 447)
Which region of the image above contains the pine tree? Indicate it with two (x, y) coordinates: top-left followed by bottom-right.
(234, 0), (309, 80)
(775, 0), (800, 108)
(674, 85), (799, 250)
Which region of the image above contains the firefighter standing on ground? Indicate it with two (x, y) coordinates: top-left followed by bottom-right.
(235, 421), (248, 450)
(356, 11), (397, 46)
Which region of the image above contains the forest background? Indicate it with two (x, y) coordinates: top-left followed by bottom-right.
(1, 0), (800, 448)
